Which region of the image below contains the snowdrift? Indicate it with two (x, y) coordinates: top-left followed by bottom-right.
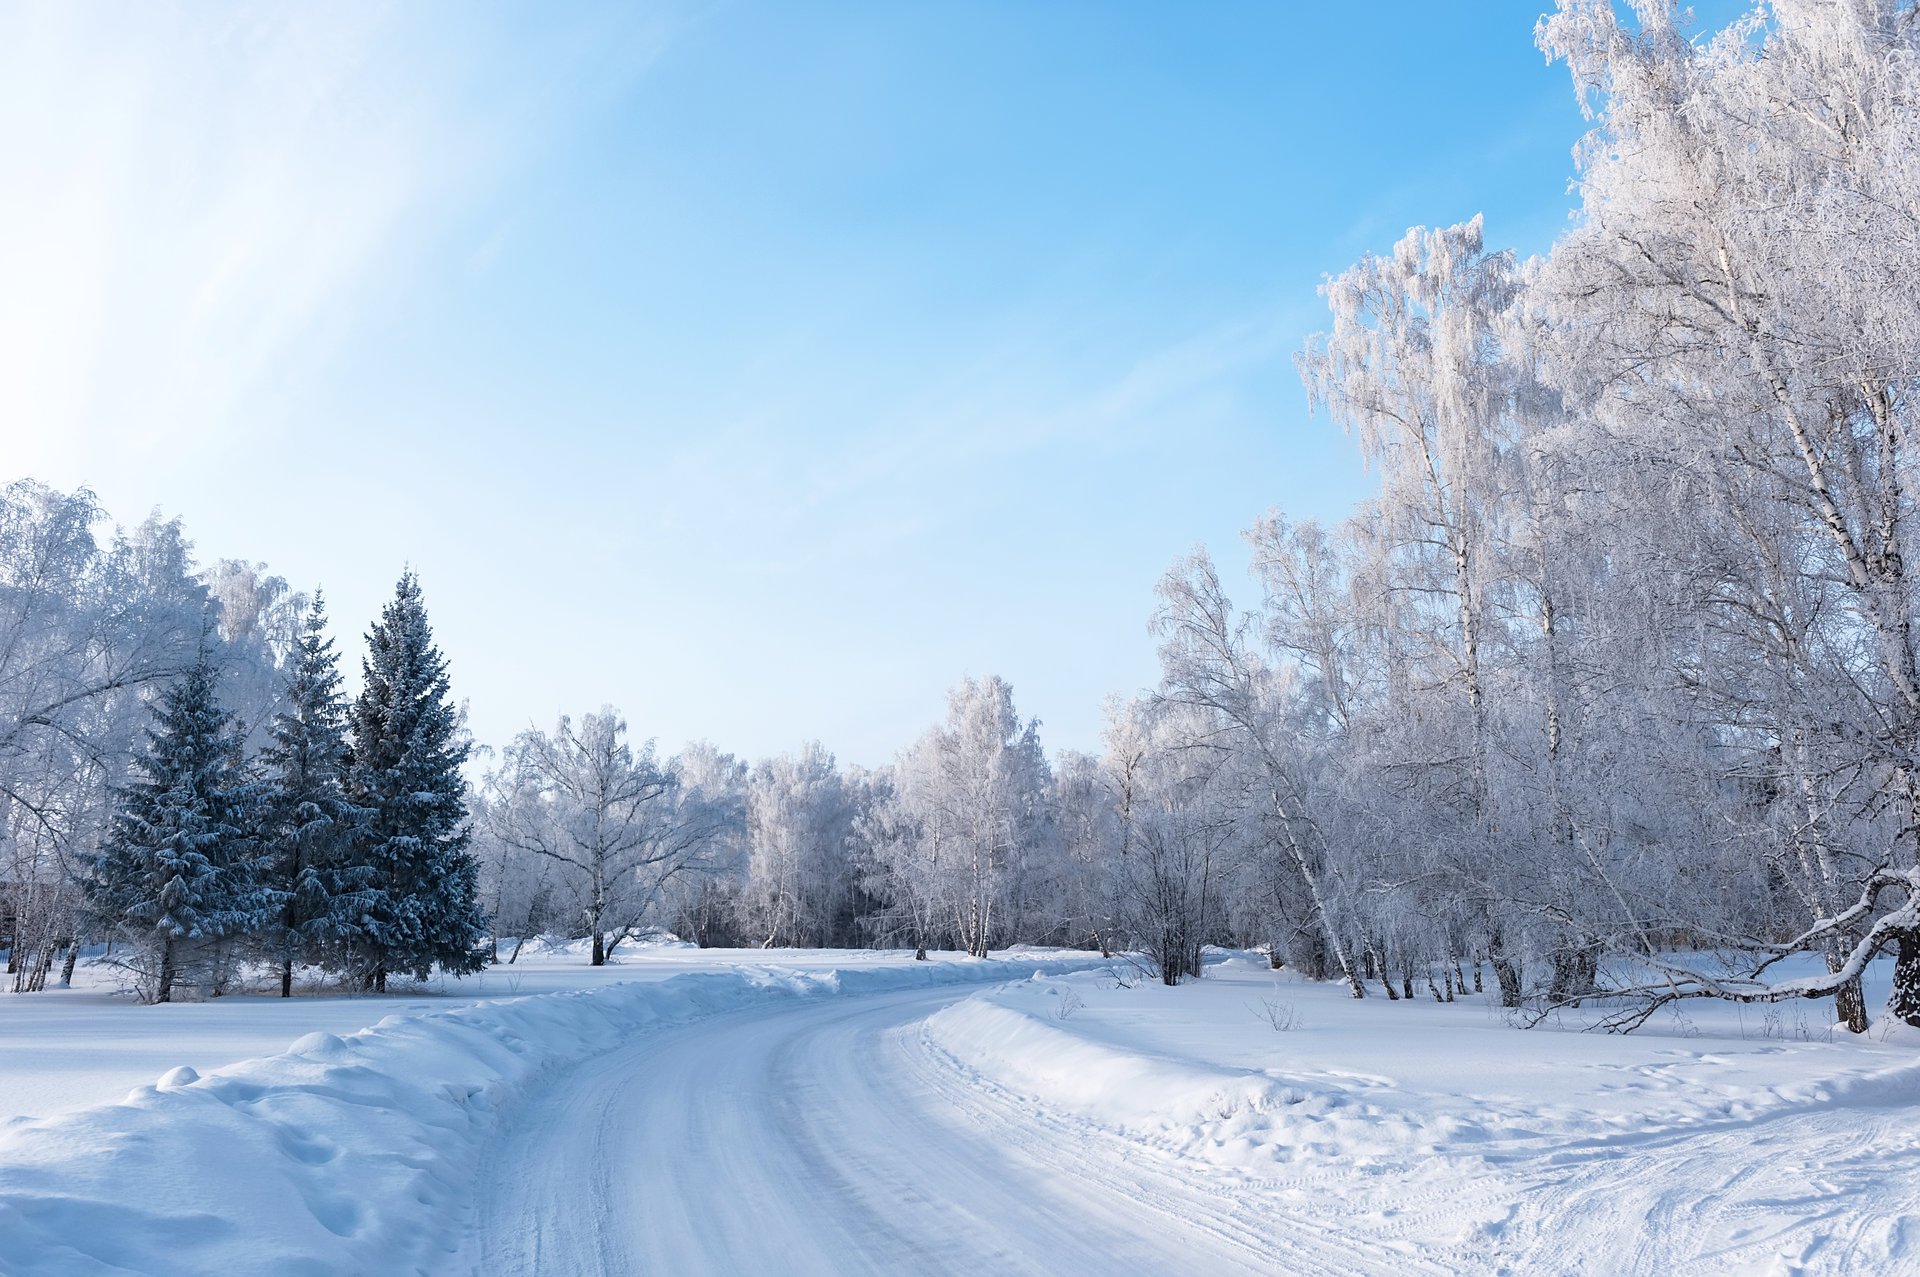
(0, 953), (1100, 1276)
(922, 966), (1920, 1173)
(922, 972), (1461, 1166)
(928, 971), (1294, 1128)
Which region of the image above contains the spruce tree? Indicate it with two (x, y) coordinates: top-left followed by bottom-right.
(346, 571), (486, 988)
(87, 651), (266, 1003)
(257, 593), (374, 997)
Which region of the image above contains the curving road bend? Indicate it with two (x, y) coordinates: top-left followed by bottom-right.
(443, 984), (1331, 1277)
(443, 980), (1920, 1276)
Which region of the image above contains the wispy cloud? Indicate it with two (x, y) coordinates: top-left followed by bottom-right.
(635, 302), (1303, 580)
(818, 306), (1302, 496)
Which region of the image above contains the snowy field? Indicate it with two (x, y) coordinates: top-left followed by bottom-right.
(2, 946), (1916, 1275)
(930, 954), (1920, 1274)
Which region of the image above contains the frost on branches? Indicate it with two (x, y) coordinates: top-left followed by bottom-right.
(1262, 0), (1920, 1030)
(10, 0), (1920, 1044)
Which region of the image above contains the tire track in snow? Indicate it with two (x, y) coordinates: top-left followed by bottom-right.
(447, 976), (1920, 1277)
(1498, 1108), (1920, 1275)
(909, 1019), (1480, 1275)
(447, 984), (1326, 1275)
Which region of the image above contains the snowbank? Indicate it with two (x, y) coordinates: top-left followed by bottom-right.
(0, 945), (1045, 1124)
(0, 953), (1100, 1276)
(924, 960), (1920, 1173)
(924, 970), (1468, 1167)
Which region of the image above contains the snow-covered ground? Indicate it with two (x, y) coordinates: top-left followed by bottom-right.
(927, 953), (1920, 1273)
(0, 939), (987, 1122)
(0, 945), (1105, 1274)
(3, 945), (1916, 1274)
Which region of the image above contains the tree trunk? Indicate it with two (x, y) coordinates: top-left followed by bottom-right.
(1492, 956), (1523, 1009)
(24, 946), (52, 994)
(1278, 824), (1362, 997)
(1296, 930), (1329, 982)
(280, 957), (294, 999)
(1549, 948), (1598, 1007)
(58, 942), (78, 988)
(156, 939), (176, 1005)
(1890, 928), (1920, 1029)
(591, 932), (606, 967)
(1834, 972), (1869, 1035)
(913, 944), (928, 961)
(1489, 929), (1523, 1008)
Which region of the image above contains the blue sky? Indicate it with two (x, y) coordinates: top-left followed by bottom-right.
(0, 1), (1741, 767)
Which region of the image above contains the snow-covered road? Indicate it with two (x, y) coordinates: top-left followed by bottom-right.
(451, 983), (1335, 1276)
(446, 959), (1920, 1277)
(10, 952), (1912, 1274)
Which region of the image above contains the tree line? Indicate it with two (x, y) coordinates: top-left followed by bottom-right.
(5, 0), (1920, 1035)
(479, 0), (1920, 1032)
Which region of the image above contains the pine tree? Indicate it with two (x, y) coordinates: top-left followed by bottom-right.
(257, 593), (374, 997)
(86, 650), (267, 1003)
(346, 572), (486, 989)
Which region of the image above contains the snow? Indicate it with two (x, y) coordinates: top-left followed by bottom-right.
(924, 952), (1920, 1271)
(0, 939), (979, 1123)
(0, 947), (1100, 1275)
(5, 946), (1918, 1274)
(457, 965), (1293, 1275)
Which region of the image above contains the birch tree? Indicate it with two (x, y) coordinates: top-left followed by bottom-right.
(488, 710), (681, 966)
(1535, 0), (1920, 1026)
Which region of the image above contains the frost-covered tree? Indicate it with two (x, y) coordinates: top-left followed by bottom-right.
(858, 763), (936, 958)
(84, 651), (266, 1003)
(0, 485), (208, 992)
(345, 572), (485, 989)
(1102, 699), (1241, 986)
(471, 771), (560, 963)
(1154, 552), (1365, 997)
(658, 743), (750, 916)
(1527, 0), (1920, 1027)
(1051, 745), (1123, 955)
(741, 743), (857, 948)
(205, 558), (305, 754)
(1180, 0), (1920, 1032)
(487, 710), (686, 966)
(870, 677), (1053, 958)
(1298, 217), (1541, 1003)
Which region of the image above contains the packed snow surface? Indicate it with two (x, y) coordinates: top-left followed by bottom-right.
(3, 946), (1917, 1274)
(927, 954), (1920, 1273)
(0, 947), (1100, 1275)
